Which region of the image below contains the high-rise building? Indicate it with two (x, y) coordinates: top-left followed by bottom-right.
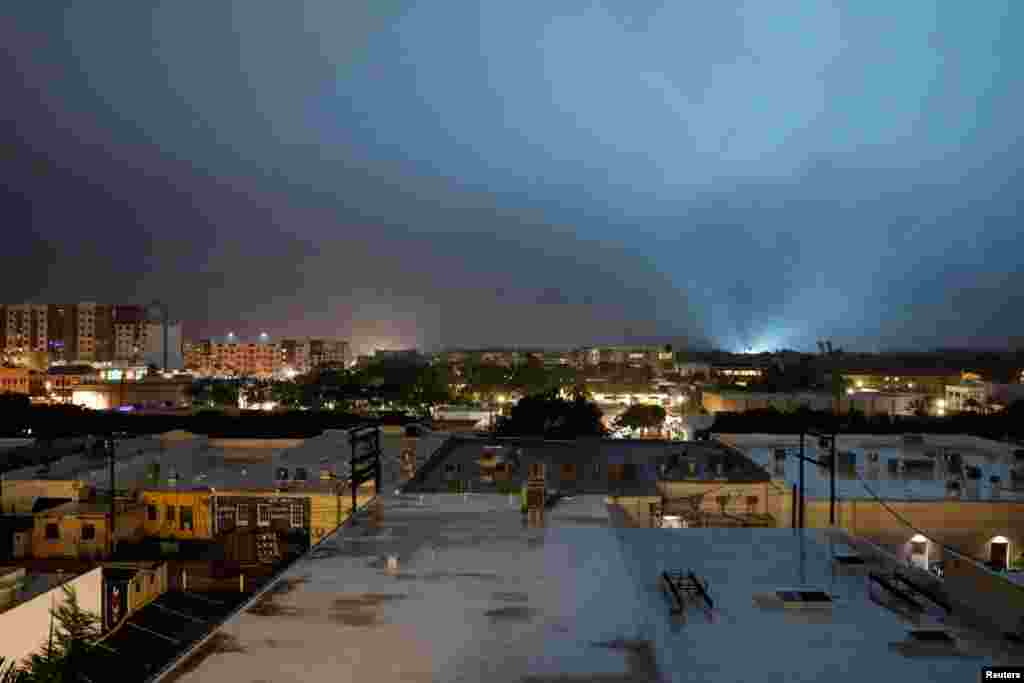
(1, 304), (48, 369)
(1, 302), (178, 368)
(142, 321), (183, 371)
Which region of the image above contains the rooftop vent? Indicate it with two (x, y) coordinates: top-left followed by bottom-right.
(890, 628), (961, 655)
(908, 629), (955, 644)
(833, 552), (866, 567)
(777, 590), (833, 607)
(754, 589), (834, 609)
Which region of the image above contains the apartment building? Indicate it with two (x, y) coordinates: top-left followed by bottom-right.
(0, 303), (180, 368)
(576, 346), (668, 373)
(278, 338), (350, 374)
(0, 304), (48, 369)
(185, 338), (285, 378)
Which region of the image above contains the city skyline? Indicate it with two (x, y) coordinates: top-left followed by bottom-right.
(4, 3), (1024, 354)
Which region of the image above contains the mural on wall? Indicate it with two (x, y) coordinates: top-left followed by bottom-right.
(105, 580), (127, 630)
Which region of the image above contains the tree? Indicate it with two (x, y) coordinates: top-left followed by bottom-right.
(1, 657), (28, 683)
(241, 382), (270, 408)
(497, 389), (605, 439)
(615, 404), (667, 436)
(21, 584), (101, 683)
(270, 381), (302, 409)
(0, 393), (31, 437)
(210, 381), (240, 408)
(402, 365), (452, 416)
(460, 363), (508, 403)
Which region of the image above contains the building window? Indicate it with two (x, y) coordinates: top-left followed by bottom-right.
(147, 505), (158, 521)
(294, 467), (308, 481)
(276, 467), (289, 481)
(150, 574), (155, 586)
(180, 506), (194, 531)
(134, 580), (140, 593)
(291, 504), (303, 528)
(166, 505), (176, 523)
(45, 523), (59, 540)
(257, 504), (271, 527)
(236, 504), (249, 526)
(82, 524), (96, 540)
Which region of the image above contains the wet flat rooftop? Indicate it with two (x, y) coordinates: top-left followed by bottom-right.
(169, 491), (1024, 683)
(6, 432), (407, 493)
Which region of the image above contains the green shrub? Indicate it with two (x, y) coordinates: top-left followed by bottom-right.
(495, 481), (520, 495)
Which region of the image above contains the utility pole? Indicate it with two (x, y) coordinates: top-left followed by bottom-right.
(106, 436), (117, 558)
(830, 430), (837, 526)
(798, 432), (805, 529)
(794, 427), (839, 528)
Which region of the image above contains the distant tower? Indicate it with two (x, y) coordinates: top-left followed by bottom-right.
(146, 300), (170, 371)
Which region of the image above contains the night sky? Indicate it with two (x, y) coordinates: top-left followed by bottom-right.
(4, 2), (1023, 354)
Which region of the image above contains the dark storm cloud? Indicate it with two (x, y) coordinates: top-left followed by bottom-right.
(3, 1), (1023, 351)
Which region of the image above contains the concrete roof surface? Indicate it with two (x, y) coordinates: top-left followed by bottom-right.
(168, 492), (1024, 683)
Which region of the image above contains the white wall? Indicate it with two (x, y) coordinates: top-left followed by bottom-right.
(0, 567), (103, 668)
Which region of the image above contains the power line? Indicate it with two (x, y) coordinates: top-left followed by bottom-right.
(853, 469), (993, 568)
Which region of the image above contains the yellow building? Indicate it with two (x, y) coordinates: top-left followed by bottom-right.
(1, 479), (93, 515)
(0, 367), (44, 396)
(138, 483), (377, 544)
(138, 490), (214, 541)
(31, 500), (146, 560)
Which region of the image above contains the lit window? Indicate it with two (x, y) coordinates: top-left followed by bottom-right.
(291, 504), (304, 528)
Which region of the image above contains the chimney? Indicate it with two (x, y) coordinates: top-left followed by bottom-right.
(527, 462), (546, 527)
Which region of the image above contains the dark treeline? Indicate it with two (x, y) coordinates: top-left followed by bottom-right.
(0, 394), (421, 442)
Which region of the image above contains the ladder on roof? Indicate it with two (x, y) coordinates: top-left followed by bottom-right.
(869, 571), (949, 616)
(662, 570), (714, 613)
